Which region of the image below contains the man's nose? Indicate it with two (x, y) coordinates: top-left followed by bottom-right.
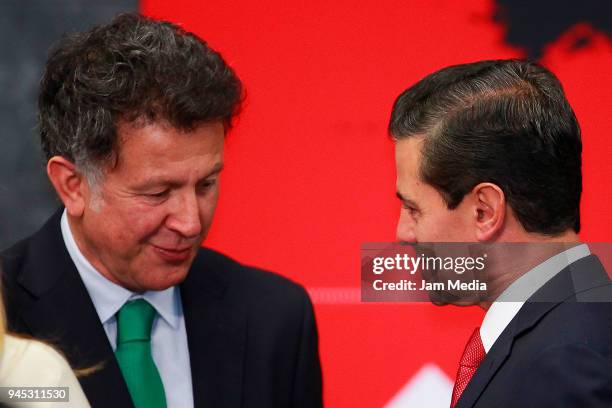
(167, 192), (202, 238)
(396, 209), (417, 243)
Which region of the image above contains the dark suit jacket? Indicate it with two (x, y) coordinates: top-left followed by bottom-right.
(1, 210), (323, 408)
(456, 254), (612, 408)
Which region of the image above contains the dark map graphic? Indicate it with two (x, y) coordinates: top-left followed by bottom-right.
(494, 0), (612, 59)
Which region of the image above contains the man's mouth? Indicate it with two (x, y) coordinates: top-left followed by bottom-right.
(151, 244), (193, 262)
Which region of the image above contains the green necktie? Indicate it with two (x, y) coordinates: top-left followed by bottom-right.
(115, 299), (167, 408)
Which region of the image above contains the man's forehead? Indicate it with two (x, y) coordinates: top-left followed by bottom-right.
(103, 120), (225, 176)
(395, 136), (428, 201)
(395, 136), (425, 176)
(117, 118), (223, 140)
(116, 120), (223, 151)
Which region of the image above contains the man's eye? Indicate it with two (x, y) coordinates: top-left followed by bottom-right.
(404, 205), (419, 215)
(197, 179), (217, 193)
(147, 190), (169, 198)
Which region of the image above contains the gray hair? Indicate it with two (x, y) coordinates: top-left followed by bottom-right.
(38, 13), (242, 183)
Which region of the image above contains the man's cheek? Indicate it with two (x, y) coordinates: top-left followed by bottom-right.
(198, 203), (217, 231)
(124, 208), (168, 238)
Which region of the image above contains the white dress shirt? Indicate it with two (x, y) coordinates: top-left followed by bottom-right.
(480, 244), (591, 352)
(60, 210), (194, 408)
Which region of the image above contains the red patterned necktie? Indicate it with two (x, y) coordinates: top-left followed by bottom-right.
(450, 327), (486, 408)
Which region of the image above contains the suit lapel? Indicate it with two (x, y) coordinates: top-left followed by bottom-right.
(15, 210), (134, 408)
(181, 251), (246, 408)
(454, 303), (556, 408)
(456, 255), (610, 408)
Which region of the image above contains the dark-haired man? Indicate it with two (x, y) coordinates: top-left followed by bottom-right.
(2, 13), (322, 408)
(389, 60), (612, 407)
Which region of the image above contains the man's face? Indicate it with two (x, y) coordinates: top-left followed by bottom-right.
(396, 137), (487, 305)
(73, 121), (225, 291)
(395, 137), (475, 243)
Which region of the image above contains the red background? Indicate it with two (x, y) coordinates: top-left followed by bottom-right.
(141, 0), (611, 406)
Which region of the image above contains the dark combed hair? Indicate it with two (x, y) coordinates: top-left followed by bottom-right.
(389, 59), (582, 235)
(39, 12), (243, 171)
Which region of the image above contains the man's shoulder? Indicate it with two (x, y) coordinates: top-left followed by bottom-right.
(548, 286), (612, 338)
(1, 232), (36, 266)
(514, 283), (612, 364)
(1, 210), (63, 274)
(542, 255), (612, 340)
(1, 210), (66, 292)
(1, 234), (37, 288)
(500, 256), (612, 366)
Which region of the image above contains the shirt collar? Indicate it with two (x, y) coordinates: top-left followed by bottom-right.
(480, 243), (590, 352)
(60, 209), (181, 329)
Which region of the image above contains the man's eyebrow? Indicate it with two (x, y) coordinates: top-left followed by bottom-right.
(138, 162), (224, 189)
(206, 162), (224, 177)
(396, 191), (419, 208)
(195, 162), (224, 184)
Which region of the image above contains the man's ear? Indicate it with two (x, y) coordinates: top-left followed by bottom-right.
(46, 156), (87, 217)
(472, 182), (505, 242)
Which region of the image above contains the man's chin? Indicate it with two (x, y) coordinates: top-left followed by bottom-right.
(133, 262), (191, 291)
(142, 271), (189, 291)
